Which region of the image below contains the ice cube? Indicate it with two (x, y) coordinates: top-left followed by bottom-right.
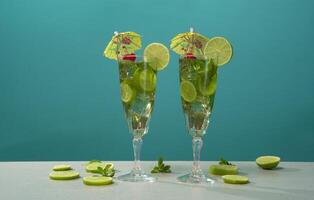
(119, 61), (137, 80)
(129, 93), (153, 117)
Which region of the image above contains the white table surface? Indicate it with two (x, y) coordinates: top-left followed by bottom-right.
(0, 161), (313, 200)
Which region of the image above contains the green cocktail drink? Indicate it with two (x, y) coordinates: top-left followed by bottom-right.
(179, 57), (217, 138)
(118, 59), (157, 139)
(171, 28), (233, 184)
(104, 31), (170, 182)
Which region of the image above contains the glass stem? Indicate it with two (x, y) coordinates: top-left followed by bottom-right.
(132, 137), (143, 174)
(192, 137), (203, 176)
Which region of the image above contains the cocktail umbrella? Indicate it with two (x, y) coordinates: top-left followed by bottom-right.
(104, 31), (142, 60)
(170, 28), (209, 57)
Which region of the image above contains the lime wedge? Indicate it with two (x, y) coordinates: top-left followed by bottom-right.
(256, 156), (280, 170)
(197, 73), (217, 96)
(83, 176), (113, 186)
(209, 164), (238, 175)
(204, 37), (233, 66)
(144, 43), (170, 71)
(120, 82), (134, 103)
(138, 68), (157, 92)
(53, 164), (72, 171)
(180, 80), (197, 102)
(86, 162), (114, 173)
(222, 175), (249, 184)
(49, 171), (80, 180)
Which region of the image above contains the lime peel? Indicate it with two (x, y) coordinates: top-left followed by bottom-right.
(222, 175), (249, 184)
(209, 164), (238, 175)
(83, 176), (113, 186)
(49, 171), (80, 180)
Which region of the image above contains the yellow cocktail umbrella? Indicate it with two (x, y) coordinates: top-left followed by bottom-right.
(170, 28), (209, 57)
(104, 31), (142, 60)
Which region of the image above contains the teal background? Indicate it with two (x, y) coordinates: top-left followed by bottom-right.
(0, 0), (314, 161)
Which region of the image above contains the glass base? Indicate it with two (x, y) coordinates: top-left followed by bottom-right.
(177, 173), (215, 184)
(117, 171), (156, 182)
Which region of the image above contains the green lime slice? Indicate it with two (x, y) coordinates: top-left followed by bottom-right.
(180, 80), (197, 102)
(209, 164), (238, 175)
(86, 162), (114, 173)
(197, 73), (217, 96)
(120, 82), (134, 103)
(49, 171), (80, 180)
(53, 164), (72, 171)
(138, 68), (157, 92)
(256, 156), (280, 170)
(204, 37), (233, 66)
(83, 176), (113, 186)
(222, 175), (249, 184)
(144, 43), (170, 71)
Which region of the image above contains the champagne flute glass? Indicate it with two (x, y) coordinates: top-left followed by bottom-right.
(177, 55), (217, 184)
(117, 55), (157, 182)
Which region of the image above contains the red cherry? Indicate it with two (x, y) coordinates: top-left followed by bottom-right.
(122, 53), (136, 61)
(185, 53), (196, 59)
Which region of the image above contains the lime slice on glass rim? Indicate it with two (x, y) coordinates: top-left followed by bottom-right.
(85, 162), (114, 173)
(204, 37), (233, 66)
(53, 164), (72, 171)
(180, 80), (197, 102)
(144, 43), (170, 71)
(256, 156), (280, 170)
(209, 164), (238, 175)
(120, 82), (134, 103)
(49, 171), (80, 180)
(138, 68), (157, 92)
(83, 176), (113, 186)
(222, 175), (249, 184)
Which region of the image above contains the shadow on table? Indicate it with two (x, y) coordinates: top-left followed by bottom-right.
(157, 178), (314, 200)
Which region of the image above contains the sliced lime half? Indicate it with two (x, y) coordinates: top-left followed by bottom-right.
(120, 82), (134, 103)
(256, 156), (280, 170)
(180, 80), (197, 102)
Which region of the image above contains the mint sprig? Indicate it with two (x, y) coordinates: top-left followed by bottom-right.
(96, 164), (115, 177)
(151, 157), (171, 173)
(219, 157), (234, 165)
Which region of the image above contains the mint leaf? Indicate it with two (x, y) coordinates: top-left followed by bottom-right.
(219, 157), (233, 165)
(151, 157), (171, 173)
(158, 157), (163, 167)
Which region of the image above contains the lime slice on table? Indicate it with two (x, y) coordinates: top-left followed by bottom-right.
(209, 164), (238, 175)
(120, 82), (134, 103)
(138, 68), (157, 92)
(85, 162), (114, 173)
(197, 73), (217, 96)
(83, 176), (113, 186)
(144, 43), (170, 71)
(49, 171), (80, 180)
(222, 175), (249, 184)
(204, 37), (233, 66)
(256, 156), (280, 170)
(53, 164), (72, 171)
(180, 80), (197, 102)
